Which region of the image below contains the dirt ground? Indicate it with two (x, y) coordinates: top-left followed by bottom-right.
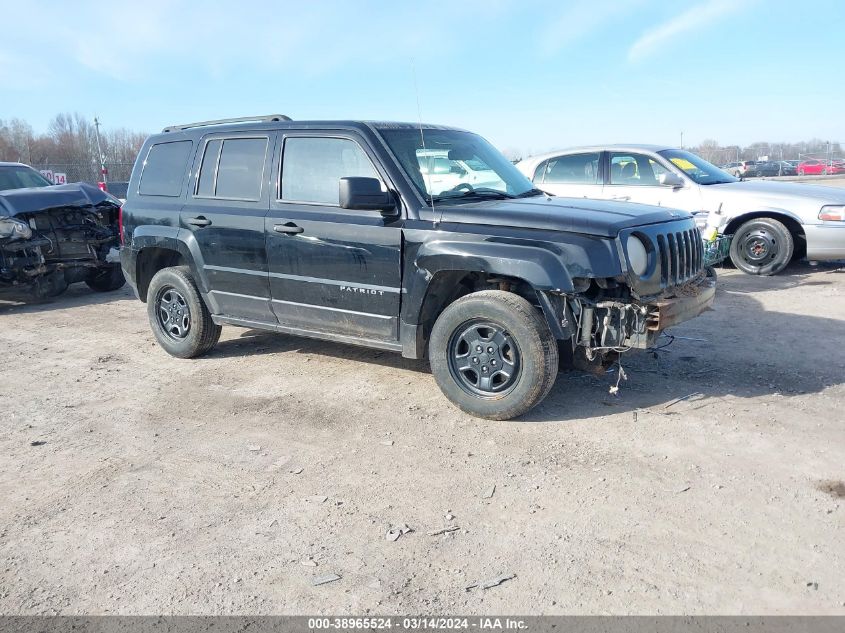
(1, 260), (844, 616)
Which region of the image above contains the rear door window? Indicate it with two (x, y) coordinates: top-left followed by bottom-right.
(215, 138), (268, 200)
(539, 153), (600, 184)
(139, 140), (193, 196)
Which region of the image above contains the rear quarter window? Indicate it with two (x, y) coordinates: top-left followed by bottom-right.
(139, 140), (194, 197)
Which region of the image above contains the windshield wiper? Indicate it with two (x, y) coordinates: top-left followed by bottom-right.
(432, 188), (516, 202)
(514, 188), (547, 198)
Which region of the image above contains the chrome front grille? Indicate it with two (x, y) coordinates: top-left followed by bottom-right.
(656, 227), (703, 286)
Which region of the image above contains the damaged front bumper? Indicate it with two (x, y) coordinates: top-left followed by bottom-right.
(0, 183), (122, 295)
(644, 276), (716, 335)
(562, 273), (715, 355)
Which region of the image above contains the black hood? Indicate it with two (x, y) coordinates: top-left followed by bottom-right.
(435, 195), (691, 238)
(0, 182), (118, 216)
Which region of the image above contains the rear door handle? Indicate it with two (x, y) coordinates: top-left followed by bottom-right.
(273, 223), (304, 235)
(187, 216), (212, 227)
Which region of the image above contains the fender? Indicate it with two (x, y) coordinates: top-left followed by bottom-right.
(397, 239), (582, 356)
(722, 205), (806, 232)
(414, 239), (576, 293)
(130, 226), (217, 311)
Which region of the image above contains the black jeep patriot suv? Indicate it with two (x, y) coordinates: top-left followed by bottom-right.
(121, 115), (714, 420)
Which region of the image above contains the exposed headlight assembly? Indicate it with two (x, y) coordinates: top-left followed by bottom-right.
(819, 205), (845, 221)
(626, 234), (649, 276)
(0, 216), (33, 241)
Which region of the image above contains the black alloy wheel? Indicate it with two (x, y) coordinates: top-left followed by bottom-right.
(429, 290), (558, 420)
(146, 266), (221, 358)
(448, 320), (521, 397)
(156, 286), (192, 340)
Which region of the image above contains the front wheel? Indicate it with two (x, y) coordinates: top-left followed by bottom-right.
(429, 290), (558, 420)
(147, 266), (221, 358)
(729, 217), (794, 275)
(86, 264), (126, 292)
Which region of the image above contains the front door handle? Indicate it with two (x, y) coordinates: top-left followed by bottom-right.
(187, 216), (212, 227)
(273, 223), (304, 235)
(612, 196), (631, 201)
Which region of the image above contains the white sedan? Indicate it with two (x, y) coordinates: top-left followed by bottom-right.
(517, 145), (845, 275)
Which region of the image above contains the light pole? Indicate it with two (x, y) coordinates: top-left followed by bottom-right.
(93, 116), (107, 186)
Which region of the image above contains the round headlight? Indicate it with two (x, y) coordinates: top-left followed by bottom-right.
(0, 217), (33, 241)
(626, 235), (649, 276)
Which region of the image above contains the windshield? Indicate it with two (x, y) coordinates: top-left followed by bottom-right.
(377, 128), (539, 201)
(0, 165), (53, 191)
(657, 149), (738, 185)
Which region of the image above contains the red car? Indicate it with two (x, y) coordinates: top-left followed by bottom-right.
(796, 159), (845, 175)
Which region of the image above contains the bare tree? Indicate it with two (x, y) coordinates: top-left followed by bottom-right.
(0, 118), (36, 163)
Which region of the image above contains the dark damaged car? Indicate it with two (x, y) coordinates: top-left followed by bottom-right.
(121, 117), (715, 420)
(0, 162), (125, 297)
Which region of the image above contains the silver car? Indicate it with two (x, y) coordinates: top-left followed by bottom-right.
(517, 145), (845, 275)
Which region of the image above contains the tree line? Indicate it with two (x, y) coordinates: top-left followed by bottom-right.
(2, 114), (842, 181)
(691, 138), (843, 166)
(0, 113), (147, 182)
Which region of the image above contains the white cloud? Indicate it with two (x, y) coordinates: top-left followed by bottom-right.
(628, 0), (747, 62)
(539, 1), (643, 55)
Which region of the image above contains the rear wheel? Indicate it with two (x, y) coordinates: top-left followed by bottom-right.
(429, 290), (558, 420)
(729, 217), (794, 275)
(147, 266), (221, 358)
(798, 168), (805, 176)
(86, 264), (126, 292)
(822, 168), (828, 175)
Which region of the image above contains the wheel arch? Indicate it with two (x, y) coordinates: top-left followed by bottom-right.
(724, 210), (807, 259)
(414, 240), (576, 295)
(132, 229), (206, 302)
(405, 241), (577, 358)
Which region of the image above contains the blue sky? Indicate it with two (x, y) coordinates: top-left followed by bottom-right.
(2, 0), (842, 156)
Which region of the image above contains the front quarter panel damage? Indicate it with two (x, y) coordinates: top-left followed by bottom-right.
(0, 183), (122, 295)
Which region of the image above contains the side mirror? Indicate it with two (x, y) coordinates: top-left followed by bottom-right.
(659, 172), (684, 188)
(339, 177), (397, 215)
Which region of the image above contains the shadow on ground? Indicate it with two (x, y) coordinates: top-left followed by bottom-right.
(203, 263), (845, 422)
(0, 284), (133, 315)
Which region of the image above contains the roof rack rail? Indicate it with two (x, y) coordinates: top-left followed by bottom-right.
(162, 114), (292, 133)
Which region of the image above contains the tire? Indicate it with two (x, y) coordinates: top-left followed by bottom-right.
(798, 169), (805, 176)
(729, 217), (794, 276)
(86, 264), (126, 292)
(33, 271), (68, 299)
(429, 290), (558, 420)
(147, 266), (221, 358)
(822, 168), (828, 175)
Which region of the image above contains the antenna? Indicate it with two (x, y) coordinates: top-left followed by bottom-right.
(412, 60), (439, 227)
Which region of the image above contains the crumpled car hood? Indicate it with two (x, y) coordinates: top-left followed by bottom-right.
(0, 182), (118, 217)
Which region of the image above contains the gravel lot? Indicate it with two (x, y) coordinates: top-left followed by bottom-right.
(1, 260), (844, 616)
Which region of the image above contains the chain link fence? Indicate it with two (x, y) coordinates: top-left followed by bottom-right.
(29, 161), (135, 185)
